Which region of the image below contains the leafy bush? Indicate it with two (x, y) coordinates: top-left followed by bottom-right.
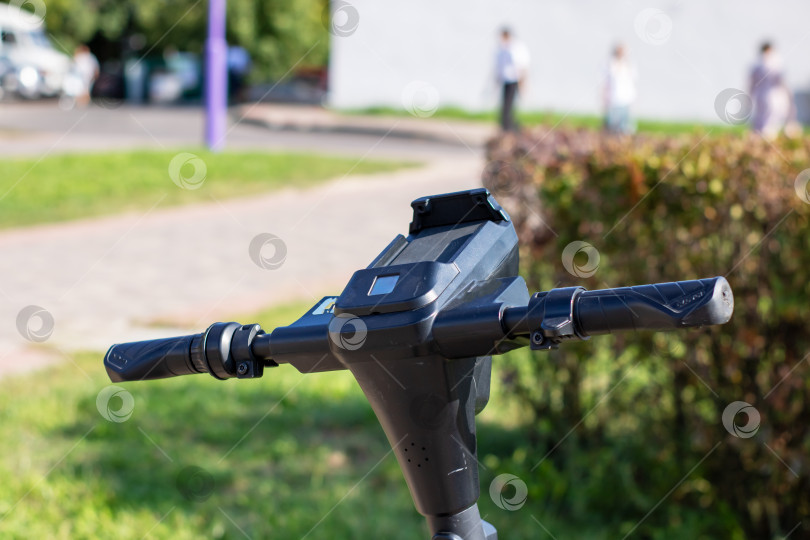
(483, 127), (810, 538)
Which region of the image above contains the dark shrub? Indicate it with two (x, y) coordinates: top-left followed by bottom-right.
(483, 127), (810, 538)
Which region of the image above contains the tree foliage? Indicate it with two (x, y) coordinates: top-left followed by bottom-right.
(40, 0), (329, 80)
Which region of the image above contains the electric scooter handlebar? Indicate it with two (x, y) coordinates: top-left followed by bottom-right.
(577, 277), (733, 333)
(105, 322), (273, 382)
(101, 188), (735, 540)
(104, 277), (733, 382)
(105, 332), (203, 382)
(500, 276), (733, 350)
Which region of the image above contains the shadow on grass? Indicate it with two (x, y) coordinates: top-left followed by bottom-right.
(51, 365), (539, 539)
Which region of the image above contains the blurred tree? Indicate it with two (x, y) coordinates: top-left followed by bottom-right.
(40, 0), (329, 80)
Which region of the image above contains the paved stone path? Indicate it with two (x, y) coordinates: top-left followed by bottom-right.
(0, 102), (488, 376)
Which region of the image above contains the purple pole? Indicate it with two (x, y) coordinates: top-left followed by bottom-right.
(205, 0), (227, 151)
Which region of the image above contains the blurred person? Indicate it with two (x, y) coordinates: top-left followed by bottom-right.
(602, 43), (637, 134)
(72, 44), (99, 106)
(227, 44), (251, 104)
(749, 41), (799, 139)
(164, 47), (201, 100)
(495, 27), (530, 132)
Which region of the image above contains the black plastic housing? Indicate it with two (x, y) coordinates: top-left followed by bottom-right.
(265, 189), (522, 518)
(331, 190), (520, 517)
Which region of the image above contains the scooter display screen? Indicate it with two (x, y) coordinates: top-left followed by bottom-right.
(369, 274), (399, 296)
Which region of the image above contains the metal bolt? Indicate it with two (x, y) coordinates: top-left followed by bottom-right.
(237, 362), (249, 375)
(531, 332), (544, 345)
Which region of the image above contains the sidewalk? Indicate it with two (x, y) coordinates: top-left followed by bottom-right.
(0, 103), (487, 377)
(0, 101), (496, 158)
(237, 103), (496, 149)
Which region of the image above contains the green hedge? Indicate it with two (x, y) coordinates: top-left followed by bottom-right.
(483, 128), (810, 538)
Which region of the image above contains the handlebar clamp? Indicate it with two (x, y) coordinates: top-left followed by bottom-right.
(231, 323), (273, 378)
(528, 286), (589, 350)
(203, 322), (272, 379)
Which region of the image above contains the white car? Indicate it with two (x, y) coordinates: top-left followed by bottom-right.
(0, 2), (71, 98)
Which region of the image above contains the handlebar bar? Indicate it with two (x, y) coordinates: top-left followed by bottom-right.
(105, 332), (204, 382)
(104, 277), (733, 382)
(501, 276), (733, 349)
(104, 322), (273, 382)
(577, 277), (733, 334)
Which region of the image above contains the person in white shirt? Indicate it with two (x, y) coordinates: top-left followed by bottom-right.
(495, 28), (530, 132)
(602, 44), (637, 134)
(73, 44), (99, 107)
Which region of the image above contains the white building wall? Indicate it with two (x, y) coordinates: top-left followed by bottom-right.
(328, 0), (810, 123)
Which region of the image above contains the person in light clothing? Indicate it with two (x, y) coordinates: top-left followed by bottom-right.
(602, 43), (637, 134)
(749, 42), (799, 139)
(495, 28), (530, 132)
(72, 44), (99, 107)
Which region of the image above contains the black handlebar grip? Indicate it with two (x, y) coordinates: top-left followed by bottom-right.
(575, 276), (733, 336)
(104, 333), (205, 382)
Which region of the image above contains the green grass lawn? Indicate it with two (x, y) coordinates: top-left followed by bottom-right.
(0, 299), (740, 539)
(0, 300), (617, 540)
(0, 151), (414, 229)
(342, 106), (749, 136)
